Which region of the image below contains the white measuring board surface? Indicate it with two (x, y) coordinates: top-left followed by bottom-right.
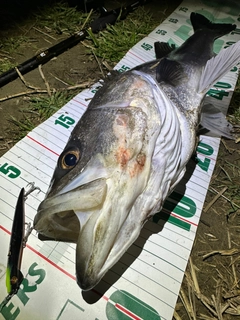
(0, 1), (240, 319)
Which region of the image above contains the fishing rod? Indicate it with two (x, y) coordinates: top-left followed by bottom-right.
(0, 0), (147, 88)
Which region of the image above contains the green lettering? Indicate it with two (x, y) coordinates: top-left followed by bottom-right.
(0, 163), (21, 179)
(16, 263), (46, 306)
(0, 303), (20, 320)
(155, 29), (167, 35)
(196, 157), (210, 172)
(106, 290), (161, 320)
(164, 191), (196, 218)
(153, 192), (196, 231)
(168, 215), (191, 231)
(153, 210), (191, 231)
(231, 66), (238, 72)
(197, 142), (214, 156)
(207, 89), (229, 100)
(196, 142), (213, 172)
(55, 115), (75, 129)
(118, 65), (130, 73)
(214, 81), (231, 89)
(224, 41), (236, 48)
(141, 43), (153, 51)
(169, 18), (178, 24)
(17, 279), (36, 305)
(28, 262), (46, 285)
(231, 28), (240, 35)
(179, 7), (188, 12)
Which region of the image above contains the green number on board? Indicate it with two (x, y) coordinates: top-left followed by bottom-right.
(0, 163), (21, 179)
(55, 114), (75, 129)
(118, 65), (130, 73)
(106, 290), (161, 320)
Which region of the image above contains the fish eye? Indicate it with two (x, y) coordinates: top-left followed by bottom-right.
(59, 148), (81, 170)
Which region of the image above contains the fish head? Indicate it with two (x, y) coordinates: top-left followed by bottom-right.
(34, 74), (162, 290)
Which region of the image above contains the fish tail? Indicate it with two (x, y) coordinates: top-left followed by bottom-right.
(190, 12), (236, 39)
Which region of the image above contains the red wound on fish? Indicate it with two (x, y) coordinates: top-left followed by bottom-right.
(115, 147), (131, 167)
(136, 153), (146, 167)
(129, 153), (146, 178)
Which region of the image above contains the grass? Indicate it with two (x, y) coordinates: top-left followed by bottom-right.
(229, 76), (240, 123)
(0, 35), (29, 72)
(0, 36), (29, 54)
(10, 115), (37, 139)
(0, 1), (92, 141)
(0, 2), (89, 74)
(35, 1), (90, 35)
(10, 91), (76, 139)
(91, 7), (159, 62)
(0, 2), (158, 73)
(1, 1), (161, 142)
(27, 91), (75, 119)
(0, 59), (15, 73)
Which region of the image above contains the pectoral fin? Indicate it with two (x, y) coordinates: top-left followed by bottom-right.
(156, 58), (185, 86)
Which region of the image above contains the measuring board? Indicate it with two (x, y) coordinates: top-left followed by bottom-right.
(0, 0), (240, 319)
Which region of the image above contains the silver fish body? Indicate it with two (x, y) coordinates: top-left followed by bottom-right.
(34, 13), (240, 290)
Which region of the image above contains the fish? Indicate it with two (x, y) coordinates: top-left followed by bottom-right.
(34, 12), (240, 290)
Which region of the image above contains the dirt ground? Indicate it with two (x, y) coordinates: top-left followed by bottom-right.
(0, 1), (240, 319)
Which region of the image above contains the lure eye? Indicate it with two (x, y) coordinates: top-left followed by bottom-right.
(60, 148), (81, 170)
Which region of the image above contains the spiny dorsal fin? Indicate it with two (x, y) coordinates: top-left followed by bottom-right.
(154, 42), (176, 59)
(156, 58), (185, 86)
(198, 41), (240, 93)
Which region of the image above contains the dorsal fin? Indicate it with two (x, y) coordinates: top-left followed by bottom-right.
(156, 58), (185, 86)
(154, 42), (176, 59)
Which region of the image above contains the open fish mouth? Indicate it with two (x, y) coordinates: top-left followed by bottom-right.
(34, 178), (107, 242)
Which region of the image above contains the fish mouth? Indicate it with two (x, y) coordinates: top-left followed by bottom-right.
(34, 178), (107, 242)
(34, 177), (143, 291)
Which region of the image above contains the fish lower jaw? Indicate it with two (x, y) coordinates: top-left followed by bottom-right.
(77, 256), (118, 290)
(77, 270), (103, 291)
(76, 253), (110, 291)
(76, 222), (142, 291)
(76, 256), (116, 291)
